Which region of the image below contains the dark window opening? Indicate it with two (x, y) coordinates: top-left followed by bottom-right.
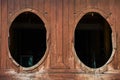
(74, 12), (112, 68)
(9, 12), (46, 67)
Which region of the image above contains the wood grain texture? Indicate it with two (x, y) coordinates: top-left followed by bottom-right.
(38, 0), (44, 12)
(14, 0), (20, 12)
(50, 0), (57, 68)
(20, 0), (26, 9)
(8, 0), (14, 15)
(55, 0), (64, 68)
(0, 0), (1, 69)
(115, 0), (120, 69)
(69, 0), (75, 69)
(26, 0), (32, 8)
(33, 0), (39, 11)
(63, 0), (69, 68)
(0, 0), (120, 79)
(1, 0), (7, 68)
(44, 0), (51, 20)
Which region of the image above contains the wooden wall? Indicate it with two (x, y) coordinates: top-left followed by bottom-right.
(0, 0), (120, 80)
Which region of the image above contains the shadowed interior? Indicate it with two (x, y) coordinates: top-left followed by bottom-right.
(74, 12), (112, 68)
(9, 12), (46, 67)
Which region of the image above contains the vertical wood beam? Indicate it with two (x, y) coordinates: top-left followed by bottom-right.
(63, 0), (69, 68)
(50, 0), (57, 68)
(69, 0), (75, 69)
(0, 0), (1, 69)
(1, 0), (8, 68)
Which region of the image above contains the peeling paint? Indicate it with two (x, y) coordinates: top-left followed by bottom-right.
(5, 68), (51, 80)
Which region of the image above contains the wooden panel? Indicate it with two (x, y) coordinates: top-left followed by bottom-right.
(109, 0), (117, 69)
(63, 0), (69, 68)
(98, 0), (110, 12)
(55, 0), (63, 67)
(44, 0), (51, 20)
(14, 0), (20, 12)
(20, 0), (26, 9)
(86, 0), (98, 8)
(8, 0), (14, 15)
(50, 0), (57, 68)
(32, 0), (39, 11)
(0, 0), (1, 33)
(1, 0), (7, 68)
(89, 0), (98, 7)
(69, 0), (75, 69)
(75, 73), (120, 80)
(44, 0), (51, 69)
(115, 0), (120, 69)
(0, 0), (120, 79)
(26, 0), (32, 8)
(38, 0), (44, 12)
(75, 0), (87, 12)
(51, 0), (67, 68)
(0, 0), (1, 69)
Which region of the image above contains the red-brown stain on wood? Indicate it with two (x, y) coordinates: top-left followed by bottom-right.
(0, 0), (120, 80)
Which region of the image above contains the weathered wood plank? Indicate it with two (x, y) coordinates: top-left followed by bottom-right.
(109, 0), (117, 69)
(89, 0), (98, 7)
(115, 0), (120, 69)
(75, 0), (87, 13)
(98, 0), (110, 12)
(20, 0), (26, 9)
(0, 1), (120, 79)
(1, 0), (8, 68)
(32, 0), (39, 11)
(69, 0), (75, 69)
(38, 0), (44, 12)
(14, 0), (20, 12)
(56, 0), (63, 63)
(75, 0), (80, 12)
(63, 0), (69, 68)
(44, 0), (51, 20)
(50, 0), (66, 68)
(50, 0), (57, 68)
(26, 0), (32, 8)
(8, 0), (14, 15)
(0, 0), (1, 39)
(0, 0), (1, 69)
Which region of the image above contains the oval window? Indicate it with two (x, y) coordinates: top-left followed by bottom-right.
(74, 12), (113, 68)
(9, 12), (46, 68)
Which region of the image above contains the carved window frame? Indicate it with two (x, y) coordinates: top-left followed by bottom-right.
(73, 8), (116, 73)
(7, 8), (50, 71)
